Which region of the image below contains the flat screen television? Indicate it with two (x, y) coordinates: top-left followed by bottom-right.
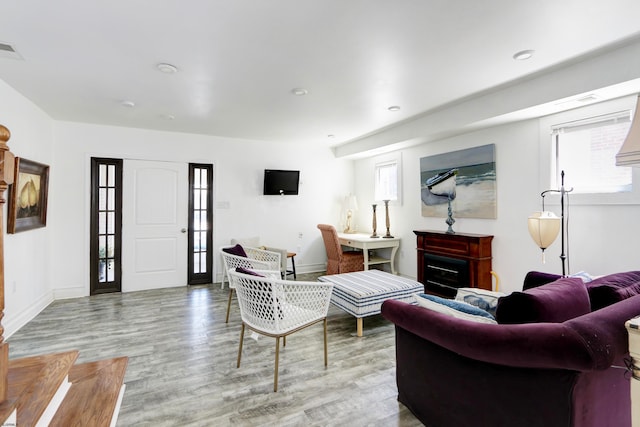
(263, 169), (300, 195)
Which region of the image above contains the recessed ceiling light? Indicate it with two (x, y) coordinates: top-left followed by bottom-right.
(157, 63), (178, 73)
(388, 106), (401, 112)
(513, 50), (534, 60)
(327, 134), (335, 138)
(121, 100), (135, 108)
(291, 88), (308, 96)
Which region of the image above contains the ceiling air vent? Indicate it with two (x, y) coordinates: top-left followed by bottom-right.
(0, 42), (23, 60)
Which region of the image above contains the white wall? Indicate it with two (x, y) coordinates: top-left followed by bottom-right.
(354, 100), (640, 293)
(3, 70), (640, 337)
(49, 121), (354, 299)
(0, 79), (55, 337)
(1, 79), (354, 336)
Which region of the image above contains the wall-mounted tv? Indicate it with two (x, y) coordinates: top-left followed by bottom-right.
(263, 169), (300, 195)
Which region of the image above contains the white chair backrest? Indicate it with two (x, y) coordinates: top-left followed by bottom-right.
(219, 247), (273, 288)
(244, 247), (281, 272)
(228, 269), (333, 335)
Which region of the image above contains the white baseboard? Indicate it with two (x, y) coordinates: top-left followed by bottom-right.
(53, 286), (86, 300)
(295, 263), (326, 275)
(5, 291), (54, 338)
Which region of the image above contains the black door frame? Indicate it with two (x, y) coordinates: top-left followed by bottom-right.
(188, 163), (213, 285)
(89, 157), (123, 295)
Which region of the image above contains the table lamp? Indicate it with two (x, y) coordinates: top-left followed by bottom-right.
(343, 194), (358, 233)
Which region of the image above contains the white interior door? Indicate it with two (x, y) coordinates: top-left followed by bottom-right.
(122, 159), (188, 292)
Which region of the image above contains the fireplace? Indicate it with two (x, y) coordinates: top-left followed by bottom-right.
(414, 230), (493, 298)
(423, 253), (469, 298)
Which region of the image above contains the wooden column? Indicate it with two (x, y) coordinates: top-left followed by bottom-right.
(0, 125), (15, 403)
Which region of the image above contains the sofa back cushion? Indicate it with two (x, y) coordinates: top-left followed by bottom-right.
(522, 271), (562, 291)
(586, 270), (640, 311)
(496, 277), (590, 324)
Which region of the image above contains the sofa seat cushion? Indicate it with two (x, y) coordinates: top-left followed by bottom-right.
(496, 277), (590, 324)
(414, 294), (497, 324)
(587, 271), (640, 311)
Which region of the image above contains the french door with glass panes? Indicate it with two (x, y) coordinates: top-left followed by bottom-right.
(188, 163), (213, 284)
(90, 158), (122, 295)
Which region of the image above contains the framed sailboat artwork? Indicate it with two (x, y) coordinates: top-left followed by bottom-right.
(420, 144), (496, 220)
(7, 157), (49, 234)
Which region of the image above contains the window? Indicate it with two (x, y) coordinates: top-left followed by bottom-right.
(553, 110), (632, 194)
(374, 153), (402, 204)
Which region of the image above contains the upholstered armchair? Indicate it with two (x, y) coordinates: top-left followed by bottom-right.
(317, 224), (364, 275)
(231, 237), (288, 277)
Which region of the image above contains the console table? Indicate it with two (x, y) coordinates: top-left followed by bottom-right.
(414, 230), (493, 297)
(338, 233), (400, 274)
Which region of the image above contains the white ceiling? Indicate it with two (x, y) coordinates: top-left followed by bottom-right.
(1, 0), (640, 149)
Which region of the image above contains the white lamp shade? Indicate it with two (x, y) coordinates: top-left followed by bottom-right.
(528, 211), (561, 250)
(344, 194), (358, 211)
(616, 95), (640, 167)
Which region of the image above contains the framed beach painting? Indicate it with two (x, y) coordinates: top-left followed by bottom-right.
(420, 144), (496, 219)
(7, 157), (49, 234)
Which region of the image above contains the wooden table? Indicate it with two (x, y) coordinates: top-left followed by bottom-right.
(337, 233), (400, 274)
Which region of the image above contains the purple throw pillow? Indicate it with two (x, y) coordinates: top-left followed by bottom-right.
(235, 266), (265, 277)
(522, 271), (562, 291)
(223, 244), (247, 257)
(586, 271), (640, 311)
(495, 277), (590, 324)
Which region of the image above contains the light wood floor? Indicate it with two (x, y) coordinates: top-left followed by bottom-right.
(7, 274), (423, 426)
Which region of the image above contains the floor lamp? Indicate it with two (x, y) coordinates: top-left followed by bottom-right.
(527, 170), (572, 276)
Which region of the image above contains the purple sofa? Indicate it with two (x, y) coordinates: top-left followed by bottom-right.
(381, 271), (640, 427)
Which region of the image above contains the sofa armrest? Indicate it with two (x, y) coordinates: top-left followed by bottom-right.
(381, 295), (640, 371)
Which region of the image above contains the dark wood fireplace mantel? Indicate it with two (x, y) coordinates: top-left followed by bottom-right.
(414, 230), (493, 297)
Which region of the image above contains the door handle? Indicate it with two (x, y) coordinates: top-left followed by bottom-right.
(181, 228), (187, 233)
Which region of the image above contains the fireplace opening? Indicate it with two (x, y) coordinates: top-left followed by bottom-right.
(423, 253), (469, 298)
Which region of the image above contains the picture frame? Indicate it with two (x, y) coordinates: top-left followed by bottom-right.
(7, 157), (49, 234)
(420, 144), (497, 219)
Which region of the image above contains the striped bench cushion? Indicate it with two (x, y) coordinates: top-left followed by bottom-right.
(318, 270), (423, 318)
